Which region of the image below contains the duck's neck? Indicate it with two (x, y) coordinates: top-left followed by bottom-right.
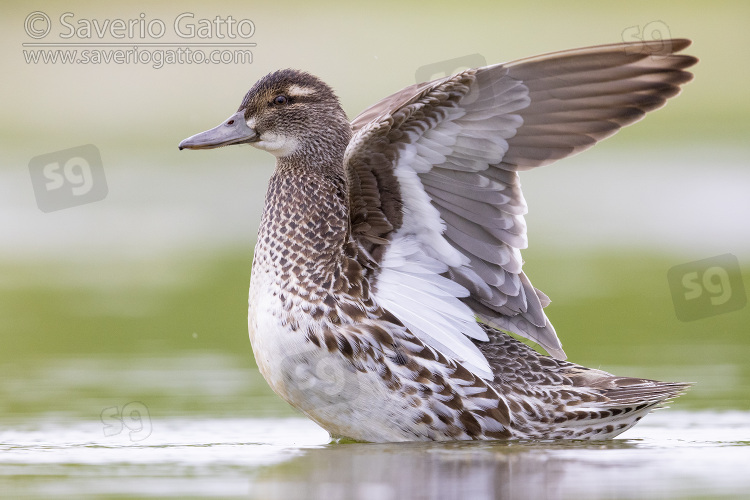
(253, 158), (350, 297)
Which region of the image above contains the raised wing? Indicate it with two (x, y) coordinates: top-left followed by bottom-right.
(345, 39), (697, 379)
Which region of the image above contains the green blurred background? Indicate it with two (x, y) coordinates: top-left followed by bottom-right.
(1, 0), (748, 422)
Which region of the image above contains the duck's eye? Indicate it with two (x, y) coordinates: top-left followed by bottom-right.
(273, 95), (288, 105)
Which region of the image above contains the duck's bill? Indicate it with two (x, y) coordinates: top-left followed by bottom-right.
(179, 111), (259, 150)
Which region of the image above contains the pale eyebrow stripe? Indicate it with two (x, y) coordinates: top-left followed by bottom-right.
(287, 84), (316, 97)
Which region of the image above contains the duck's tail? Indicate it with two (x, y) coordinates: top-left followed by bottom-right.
(475, 325), (691, 440)
(542, 367), (692, 439)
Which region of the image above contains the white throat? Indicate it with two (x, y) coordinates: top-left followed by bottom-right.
(246, 116), (300, 158)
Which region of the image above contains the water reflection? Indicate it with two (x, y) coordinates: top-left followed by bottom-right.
(256, 440), (599, 500)
(252, 415), (750, 500)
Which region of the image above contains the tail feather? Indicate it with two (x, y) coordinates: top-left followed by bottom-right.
(603, 379), (692, 406)
(553, 376), (692, 439)
(475, 325), (691, 439)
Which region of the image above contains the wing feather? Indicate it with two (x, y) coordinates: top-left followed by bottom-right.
(345, 39), (697, 378)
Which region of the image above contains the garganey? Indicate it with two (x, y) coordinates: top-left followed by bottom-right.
(179, 39), (697, 442)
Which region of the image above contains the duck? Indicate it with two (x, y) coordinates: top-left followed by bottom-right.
(179, 39), (698, 442)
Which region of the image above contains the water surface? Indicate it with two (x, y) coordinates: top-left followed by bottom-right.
(2, 409), (749, 500)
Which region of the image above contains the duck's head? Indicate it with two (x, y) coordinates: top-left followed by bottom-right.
(179, 69), (351, 160)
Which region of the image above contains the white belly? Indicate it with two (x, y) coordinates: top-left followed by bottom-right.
(248, 272), (419, 442)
